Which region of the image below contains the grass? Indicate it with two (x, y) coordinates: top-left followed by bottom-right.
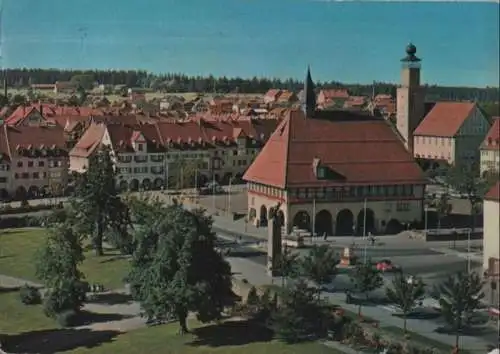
(68, 320), (342, 354)
(0, 228), (131, 290)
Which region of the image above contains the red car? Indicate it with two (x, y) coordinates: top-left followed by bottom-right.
(376, 259), (401, 272)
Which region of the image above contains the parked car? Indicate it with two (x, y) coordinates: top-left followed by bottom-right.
(198, 182), (224, 195)
(375, 259), (401, 272)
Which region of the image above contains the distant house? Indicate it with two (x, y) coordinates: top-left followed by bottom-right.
(317, 89), (350, 107)
(277, 91), (298, 104)
(54, 81), (78, 94)
(263, 89), (282, 104)
(31, 84), (56, 91)
(480, 118), (500, 177)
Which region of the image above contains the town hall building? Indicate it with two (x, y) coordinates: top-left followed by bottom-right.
(243, 61), (427, 236)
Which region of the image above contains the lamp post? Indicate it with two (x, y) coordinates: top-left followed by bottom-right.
(424, 206), (428, 235)
(467, 228), (471, 274)
(227, 177), (232, 213)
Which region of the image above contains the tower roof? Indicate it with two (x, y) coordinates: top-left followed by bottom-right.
(401, 42), (421, 62)
(302, 66), (316, 117)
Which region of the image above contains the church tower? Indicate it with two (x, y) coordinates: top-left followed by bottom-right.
(302, 66), (316, 117)
(396, 43), (425, 153)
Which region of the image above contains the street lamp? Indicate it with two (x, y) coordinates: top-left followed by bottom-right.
(227, 177), (233, 214)
(424, 206), (428, 235)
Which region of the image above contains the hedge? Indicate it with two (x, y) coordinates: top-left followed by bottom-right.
(0, 202), (63, 215)
(0, 215), (44, 229)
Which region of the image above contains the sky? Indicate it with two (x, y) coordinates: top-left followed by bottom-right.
(1, 0), (499, 87)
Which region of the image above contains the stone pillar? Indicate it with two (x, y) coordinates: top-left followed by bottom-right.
(267, 212), (283, 276)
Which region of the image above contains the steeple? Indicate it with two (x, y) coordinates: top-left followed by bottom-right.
(302, 66), (316, 117)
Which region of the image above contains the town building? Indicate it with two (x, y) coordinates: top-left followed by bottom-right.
(483, 181), (499, 308)
(395, 44), (490, 171)
(243, 68), (426, 236)
(263, 89), (282, 104)
(69, 118), (279, 191)
(0, 124), (69, 200)
(480, 118), (500, 177)
(316, 89), (350, 108)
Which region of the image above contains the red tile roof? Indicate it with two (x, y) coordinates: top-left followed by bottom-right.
(485, 181), (500, 202)
(70, 123), (106, 158)
(264, 89), (282, 100)
(320, 89), (350, 100)
(243, 109), (425, 188)
(3, 124), (67, 159)
(413, 102), (476, 137)
(481, 118), (500, 151)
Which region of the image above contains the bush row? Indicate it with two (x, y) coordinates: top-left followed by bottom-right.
(0, 215), (44, 229)
(0, 202), (63, 215)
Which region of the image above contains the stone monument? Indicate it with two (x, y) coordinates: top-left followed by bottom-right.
(267, 203), (283, 276)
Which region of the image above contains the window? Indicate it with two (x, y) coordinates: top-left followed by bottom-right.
(17, 161), (23, 167)
(233, 150), (238, 156)
(317, 167), (326, 179)
(21, 172), (29, 179)
(28, 161), (34, 167)
(33, 172), (40, 179)
(137, 144), (144, 151)
(38, 161), (45, 167)
(0, 177), (6, 183)
(14, 173), (19, 179)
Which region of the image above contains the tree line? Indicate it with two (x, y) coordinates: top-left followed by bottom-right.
(3, 68), (500, 103)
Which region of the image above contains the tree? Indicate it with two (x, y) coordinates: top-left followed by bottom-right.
(349, 260), (383, 316)
(35, 225), (86, 318)
(71, 145), (130, 255)
(76, 86), (88, 105)
(438, 272), (485, 348)
(273, 245), (300, 287)
(127, 204), (233, 334)
(271, 279), (328, 343)
(70, 74), (95, 90)
(434, 193), (452, 232)
(300, 245), (339, 295)
(385, 273), (426, 333)
(445, 163), (490, 232)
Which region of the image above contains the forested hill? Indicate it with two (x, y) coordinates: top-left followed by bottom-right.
(4, 68), (500, 103)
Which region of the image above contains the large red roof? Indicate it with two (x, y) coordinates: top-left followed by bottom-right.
(413, 102), (475, 137)
(243, 109), (425, 188)
(485, 181), (500, 202)
(481, 118), (500, 151)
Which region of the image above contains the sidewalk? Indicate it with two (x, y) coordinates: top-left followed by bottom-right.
(227, 257), (496, 352)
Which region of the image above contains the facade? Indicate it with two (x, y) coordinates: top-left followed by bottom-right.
(480, 118), (500, 177)
(0, 124), (69, 200)
(317, 89), (350, 107)
(263, 89), (282, 104)
(70, 118), (279, 190)
(243, 68), (426, 237)
(413, 102), (490, 169)
(483, 182), (499, 307)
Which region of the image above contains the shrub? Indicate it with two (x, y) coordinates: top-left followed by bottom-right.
(246, 286), (259, 306)
(43, 281), (86, 318)
(19, 285), (42, 305)
(20, 199), (30, 208)
(56, 310), (80, 327)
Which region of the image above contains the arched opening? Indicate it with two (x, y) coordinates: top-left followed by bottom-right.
(292, 210), (311, 231)
(142, 178), (152, 191)
(385, 219), (403, 235)
(315, 210), (333, 236)
(0, 188), (9, 200)
(214, 174), (220, 183)
(129, 179), (139, 192)
(119, 180), (129, 192)
(422, 161), (431, 172)
(222, 173), (233, 185)
(15, 186), (27, 201)
(432, 162), (440, 170)
(259, 205), (268, 227)
(249, 208), (257, 221)
(198, 174), (208, 187)
(335, 209), (354, 236)
(28, 186), (40, 199)
(153, 178), (164, 190)
(357, 208), (376, 235)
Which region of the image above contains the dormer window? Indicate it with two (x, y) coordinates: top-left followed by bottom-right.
(137, 144), (144, 151)
(317, 167), (327, 179)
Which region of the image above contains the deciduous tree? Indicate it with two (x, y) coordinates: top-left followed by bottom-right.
(273, 245), (300, 287)
(300, 244), (339, 295)
(349, 260), (383, 316)
(438, 271), (485, 348)
(71, 146), (130, 256)
(385, 272), (426, 333)
(127, 204), (233, 334)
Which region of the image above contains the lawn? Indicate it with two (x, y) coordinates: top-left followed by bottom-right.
(381, 326), (463, 353)
(67, 320), (342, 354)
(0, 228), (131, 290)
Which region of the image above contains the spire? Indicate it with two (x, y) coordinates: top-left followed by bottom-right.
(302, 65), (316, 117)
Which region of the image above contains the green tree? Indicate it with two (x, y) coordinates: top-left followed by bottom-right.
(70, 74), (95, 90)
(71, 145), (130, 256)
(438, 272), (485, 348)
(35, 225), (86, 318)
(385, 273), (426, 333)
(300, 245), (339, 296)
(273, 245), (300, 287)
(76, 86), (88, 105)
(271, 279), (328, 343)
(434, 193), (452, 232)
(246, 286), (260, 306)
(349, 260), (383, 316)
(445, 163), (490, 232)
(127, 204), (233, 334)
